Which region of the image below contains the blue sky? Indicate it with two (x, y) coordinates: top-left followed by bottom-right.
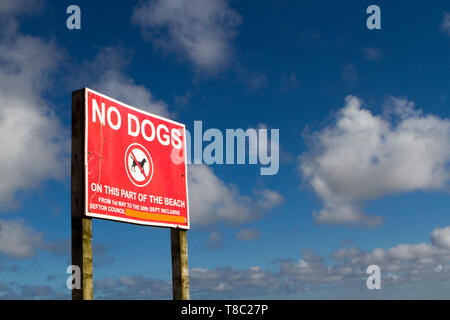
(0, 0), (450, 299)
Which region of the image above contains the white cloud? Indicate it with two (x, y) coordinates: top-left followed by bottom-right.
(431, 226), (450, 249)
(75, 46), (171, 118)
(132, 0), (241, 74)
(236, 228), (260, 241)
(300, 95), (450, 226)
(206, 231), (223, 250)
(0, 282), (67, 299)
(0, 34), (67, 209)
(190, 266), (285, 298)
(0, 0), (38, 15)
(95, 266), (283, 299)
(95, 275), (171, 299)
(254, 189), (284, 210)
(0, 0), (41, 35)
(243, 71), (267, 91)
(94, 70), (170, 118)
(331, 247), (364, 260)
(442, 12), (450, 36)
(0, 219), (43, 258)
(188, 165), (283, 226)
(91, 225), (450, 299)
(279, 226), (450, 291)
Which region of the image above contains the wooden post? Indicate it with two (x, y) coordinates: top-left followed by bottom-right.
(71, 89), (93, 300)
(171, 228), (190, 300)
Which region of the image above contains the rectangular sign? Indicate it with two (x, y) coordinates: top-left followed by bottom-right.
(83, 88), (189, 229)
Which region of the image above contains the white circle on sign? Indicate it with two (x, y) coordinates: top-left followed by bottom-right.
(124, 143), (154, 187)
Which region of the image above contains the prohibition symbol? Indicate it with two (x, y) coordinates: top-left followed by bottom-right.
(124, 143), (154, 187)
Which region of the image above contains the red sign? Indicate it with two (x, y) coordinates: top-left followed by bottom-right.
(84, 88), (189, 229)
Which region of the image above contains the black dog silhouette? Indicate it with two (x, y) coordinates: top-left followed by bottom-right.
(130, 155), (147, 174)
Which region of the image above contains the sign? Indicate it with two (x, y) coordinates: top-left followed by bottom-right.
(84, 88), (189, 229)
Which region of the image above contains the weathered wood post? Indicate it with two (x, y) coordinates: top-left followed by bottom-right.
(71, 89), (93, 300)
(171, 228), (190, 300)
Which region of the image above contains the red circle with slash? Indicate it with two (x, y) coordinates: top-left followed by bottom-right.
(124, 143), (154, 187)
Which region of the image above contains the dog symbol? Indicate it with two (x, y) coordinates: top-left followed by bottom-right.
(130, 155), (147, 175)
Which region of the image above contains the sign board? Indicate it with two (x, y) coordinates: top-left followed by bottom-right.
(84, 88), (189, 229)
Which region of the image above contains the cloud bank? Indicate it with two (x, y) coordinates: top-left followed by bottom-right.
(300, 96), (450, 226)
(0, 219), (43, 258)
(91, 225), (450, 299)
(132, 0), (241, 74)
(0, 14), (66, 210)
(188, 165), (283, 226)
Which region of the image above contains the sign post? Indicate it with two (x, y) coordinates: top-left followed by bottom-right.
(171, 229), (189, 300)
(71, 89), (93, 300)
(71, 88), (190, 300)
